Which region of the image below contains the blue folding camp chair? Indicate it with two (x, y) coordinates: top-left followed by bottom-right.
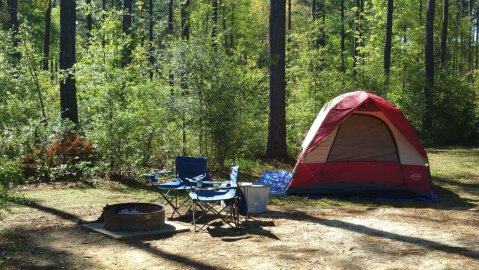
(151, 156), (212, 218)
(189, 166), (242, 232)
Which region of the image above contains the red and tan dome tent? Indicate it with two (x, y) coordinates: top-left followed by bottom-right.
(286, 91), (434, 198)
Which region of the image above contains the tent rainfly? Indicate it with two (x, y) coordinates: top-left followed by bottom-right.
(286, 91), (434, 198)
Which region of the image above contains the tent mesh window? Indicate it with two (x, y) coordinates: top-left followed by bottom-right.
(327, 114), (399, 162)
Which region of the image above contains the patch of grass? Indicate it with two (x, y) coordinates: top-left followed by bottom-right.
(3, 147), (477, 214)
(428, 147), (479, 206)
(0, 228), (21, 241)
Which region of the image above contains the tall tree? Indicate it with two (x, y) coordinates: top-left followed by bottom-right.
(353, 0), (363, 75)
(149, 0), (154, 80)
(229, 1), (235, 50)
(168, 0), (174, 88)
(181, 0), (191, 40)
(314, 0), (325, 48)
(212, 0), (218, 47)
(266, 0), (287, 160)
(467, 0), (472, 72)
(102, 0), (106, 48)
(86, 0), (93, 43)
(384, 0), (394, 78)
(288, 0), (291, 31)
(60, 0), (79, 125)
(121, 0), (133, 67)
(424, 0), (436, 133)
(440, 0), (449, 67)
(43, 0), (52, 71)
(340, 0), (345, 72)
(6, 0), (20, 62)
(476, 9), (479, 69)
(220, 0), (228, 50)
(168, 0), (174, 34)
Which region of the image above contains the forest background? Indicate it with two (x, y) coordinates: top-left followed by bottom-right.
(0, 0), (478, 199)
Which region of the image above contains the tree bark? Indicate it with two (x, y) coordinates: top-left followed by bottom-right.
(86, 0), (93, 43)
(220, 0), (228, 50)
(168, 0), (174, 88)
(476, 10), (479, 69)
(168, 0), (174, 34)
(60, 0), (79, 125)
(181, 0), (191, 40)
(266, 0), (287, 160)
(424, 0), (436, 133)
(340, 0), (345, 72)
(384, 0), (394, 77)
(102, 0), (106, 48)
(311, 0), (325, 48)
(311, 0), (325, 69)
(229, 2), (235, 49)
(149, 0), (154, 80)
(440, 0), (448, 67)
(43, 0), (52, 71)
(288, 0), (291, 31)
(467, 0), (472, 72)
(121, 0), (133, 67)
(212, 0), (218, 47)
(353, 0), (361, 75)
(7, 0), (20, 62)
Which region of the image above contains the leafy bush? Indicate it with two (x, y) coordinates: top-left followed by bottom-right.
(0, 158), (22, 204)
(22, 130), (96, 181)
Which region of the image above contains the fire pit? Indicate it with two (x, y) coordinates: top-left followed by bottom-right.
(103, 202), (165, 232)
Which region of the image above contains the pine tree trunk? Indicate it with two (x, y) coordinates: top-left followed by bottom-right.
(7, 0), (20, 62)
(168, 0), (174, 88)
(149, 0), (154, 80)
(181, 0), (191, 40)
(424, 0), (436, 133)
(353, 0), (361, 75)
(288, 0), (291, 31)
(102, 0), (106, 48)
(311, 0), (325, 69)
(384, 0), (394, 77)
(476, 10), (479, 69)
(467, 0), (472, 73)
(212, 0), (218, 47)
(86, 0), (93, 43)
(266, 0), (287, 160)
(168, 0), (174, 34)
(121, 0), (132, 67)
(359, 0), (364, 64)
(60, 0), (79, 125)
(440, 0), (448, 67)
(340, 0), (345, 72)
(230, 2), (235, 49)
(43, 0), (52, 71)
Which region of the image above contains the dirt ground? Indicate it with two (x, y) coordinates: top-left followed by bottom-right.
(1, 148), (478, 269)
(0, 187), (478, 270)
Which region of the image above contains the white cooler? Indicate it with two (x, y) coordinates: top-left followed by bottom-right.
(239, 182), (271, 214)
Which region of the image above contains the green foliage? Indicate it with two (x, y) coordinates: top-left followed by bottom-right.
(0, 158), (22, 206)
(0, 0), (478, 184)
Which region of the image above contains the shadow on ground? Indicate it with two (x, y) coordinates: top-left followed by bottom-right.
(4, 199), (229, 270)
(264, 209), (479, 260)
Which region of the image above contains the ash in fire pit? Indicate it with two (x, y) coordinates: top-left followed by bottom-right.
(103, 202), (165, 232)
(117, 209), (143, 215)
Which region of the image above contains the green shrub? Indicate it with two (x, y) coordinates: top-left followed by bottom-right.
(0, 158), (22, 205)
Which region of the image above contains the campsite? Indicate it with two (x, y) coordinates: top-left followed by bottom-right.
(1, 0), (479, 269)
(1, 147), (478, 269)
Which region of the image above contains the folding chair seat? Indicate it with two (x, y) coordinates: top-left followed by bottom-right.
(189, 166), (243, 232)
(151, 156), (212, 218)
